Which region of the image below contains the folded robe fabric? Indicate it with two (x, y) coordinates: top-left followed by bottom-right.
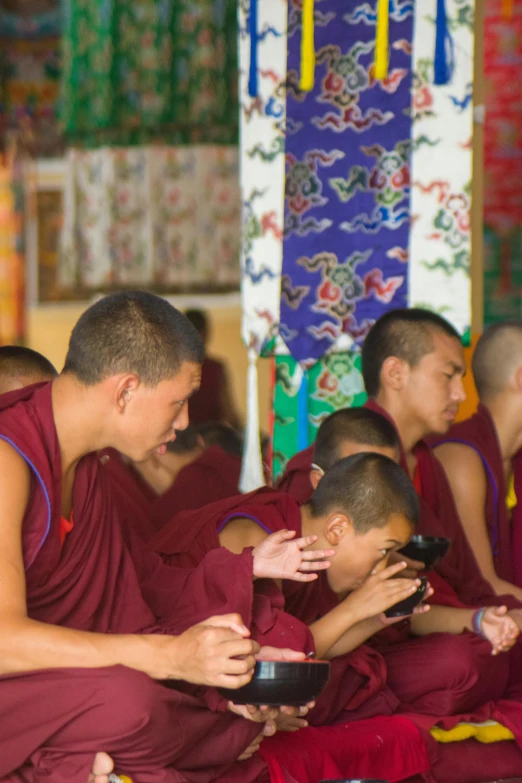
(275, 445), (314, 505)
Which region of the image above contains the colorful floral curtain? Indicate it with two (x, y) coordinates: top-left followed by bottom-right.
(61, 0), (238, 147)
(59, 145), (240, 289)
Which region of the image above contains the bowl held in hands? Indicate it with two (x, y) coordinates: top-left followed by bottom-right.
(217, 659), (331, 706)
(384, 576), (429, 618)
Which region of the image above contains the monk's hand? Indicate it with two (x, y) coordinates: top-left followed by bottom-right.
(236, 728), (266, 762)
(344, 562), (430, 623)
(388, 550), (425, 579)
(252, 530), (335, 582)
(507, 608), (522, 631)
(480, 606), (520, 655)
(167, 614), (260, 687)
(274, 704), (312, 732)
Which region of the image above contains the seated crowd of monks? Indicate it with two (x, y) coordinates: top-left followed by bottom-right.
(3, 292), (522, 783)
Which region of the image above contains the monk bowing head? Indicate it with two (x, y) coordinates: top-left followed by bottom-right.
(0, 345), (57, 394)
(302, 452), (418, 593)
(309, 406), (400, 491)
(60, 291), (204, 461)
(362, 308), (466, 438)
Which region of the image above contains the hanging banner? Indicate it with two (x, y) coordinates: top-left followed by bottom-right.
(279, 0), (413, 365)
(408, 0), (475, 334)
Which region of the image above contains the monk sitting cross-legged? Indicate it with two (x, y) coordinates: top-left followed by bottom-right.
(0, 291), (341, 783)
(433, 321), (522, 601)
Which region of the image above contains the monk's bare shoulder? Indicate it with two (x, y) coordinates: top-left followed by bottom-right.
(434, 442), (487, 521)
(0, 437), (31, 532)
(218, 516), (268, 555)
(0, 438), (31, 617)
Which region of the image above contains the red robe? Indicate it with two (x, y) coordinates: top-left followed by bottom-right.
(149, 446), (242, 528)
(0, 383), (295, 783)
(430, 404), (522, 587)
(188, 357), (227, 426)
(152, 490), (522, 781)
(276, 446), (314, 505)
(100, 448), (161, 543)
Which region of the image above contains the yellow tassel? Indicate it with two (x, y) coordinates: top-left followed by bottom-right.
(299, 0), (315, 91)
(502, 0), (513, 18)
(374, 0), (390, 80)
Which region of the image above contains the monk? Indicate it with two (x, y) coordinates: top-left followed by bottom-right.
(277, 407), (400, 505)
(0, 345), (57, 393)
(361, 307), (522, 612)
(152, 453), (522, 781)
(0, 291), (336, 783)
(185, 308), (242, 429)
(433, 322), (522, 599)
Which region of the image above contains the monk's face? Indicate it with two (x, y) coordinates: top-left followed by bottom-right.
(310, 442), (399, 490)
(400, 331), (466, 437)
(116, 361), (202, 461)
(324, 512), (413, 594)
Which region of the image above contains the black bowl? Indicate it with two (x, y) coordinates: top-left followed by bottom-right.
(384, 576), (429, 618)
(320, 779), (389, 782)
(217, 659), (331, 706)
(399, 535), (451, 570)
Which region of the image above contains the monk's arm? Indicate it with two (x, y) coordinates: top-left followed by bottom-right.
(0, 442), (257, 687)
(434, 443), (522, 601)
(310, 612), (381, 659)
(410, 605), (474, 635)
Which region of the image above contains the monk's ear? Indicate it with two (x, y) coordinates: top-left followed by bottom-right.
(115, 374), (140, 413)
(381, 356), (407, 392)
(309, 467), (323, 491)
(324, 513), (352, 546)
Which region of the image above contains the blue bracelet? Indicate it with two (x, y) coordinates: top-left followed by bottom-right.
(472, 607), (486, 638)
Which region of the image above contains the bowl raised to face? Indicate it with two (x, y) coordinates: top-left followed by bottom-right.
(384, 575), (429, 618)
(399, 535), (451, 570)
(217, 659), (331, 706)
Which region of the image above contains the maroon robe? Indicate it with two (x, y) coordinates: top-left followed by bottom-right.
(276, 446), (314, 505)
(188, 357), (227, 426)
(101, 448), (161, 543)
(150, 446), (242, 528)
(0, 383), (285, 783)
(430, 404), (521, 587)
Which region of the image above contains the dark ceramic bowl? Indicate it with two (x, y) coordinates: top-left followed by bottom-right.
(217, 659), (331, 706)
(320, 779), (389, 782)
(384, 575), (429, 618)
(399, 535), (451, 570)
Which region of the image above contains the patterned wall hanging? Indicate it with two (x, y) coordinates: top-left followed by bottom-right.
(238, 0), (288, 490)
(59, 145), (240, 290)
(408, 0), (474, 335)
(279, 0), (414, 367)
(0, 157), (25, 344)
(482, 0), (522, 324)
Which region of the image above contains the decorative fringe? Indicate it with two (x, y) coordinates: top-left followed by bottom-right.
(434, 0), (455, 85)
(248, 0), (258, 97)
(240, 347), (265, 492)
(299, 0), (315, 91)
(374, 0), (390, 80)
(296, 366), (309, 451)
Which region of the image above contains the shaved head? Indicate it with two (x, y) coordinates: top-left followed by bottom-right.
(362, 308), (461, 397)
(472, 321), (522, 401)
(0, 346), (57, 394)
(313, 407), (399, 471)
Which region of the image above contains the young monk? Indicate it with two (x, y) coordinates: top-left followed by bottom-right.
(0, 291), (335, 783)
(277, 407), (400, 505)
(152, 453), (522, 781)
(0, 345), (57, 393)
(433, 322), (522, 599)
